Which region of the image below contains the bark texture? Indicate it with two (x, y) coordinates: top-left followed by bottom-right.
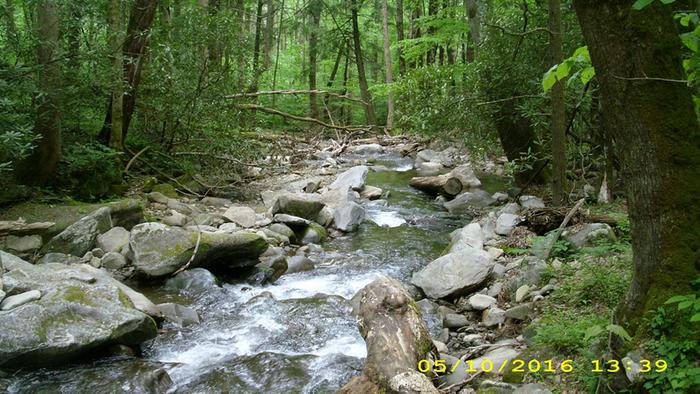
(549, 0), (566, 205)
(574, 0), (700, 337)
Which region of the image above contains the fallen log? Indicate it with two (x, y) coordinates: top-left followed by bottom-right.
(523, 206), (618, 235)
(0, 221), (55, 237)
(409, 175), (463, 197)
(339, 276), (439, 394)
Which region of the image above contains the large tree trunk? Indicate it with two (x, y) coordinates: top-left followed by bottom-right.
(27, 0), (61, 185)
(98, 0), (158, 146)
(573, 0), (700, 340)
(381, 0), (394, 130)
(351, 0), (377, 125)
(395, 0), (406, 75)
(548, 0), (566, 205)
(308, 0), (322, 119)
(108, 0), (124, 151)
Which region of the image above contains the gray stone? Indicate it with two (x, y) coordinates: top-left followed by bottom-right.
(496, 213), (520, 235)
(166, 199), (193, 215)
(300, 223), (326, 245)
(328, 165), (368, 191)
(91, 248), (105, 258)
(42, 207), (112, 257)
(505, 303), (534, 321)
(482, 307), (506, 327)
(499, 202), (521, 215)
(412, 247), (494, 299)
(217, 222), (240, 233)
(448, 164), (481, 188)
(193, 213), (225, 227)
(468, 294), (497, 311)
(162, 210), (188, 227)
(515, 285), (531, 302)
(351, 143), (384, 155)
(443, 313), (469, 329)
(333, 201), (365, 232)
(0, 290), (41, 311)
(156, 303), (200, 327)
(101, 252), (128, 270)
(448, 223), (483, 253)
(260, 228), (289, 245)
(37, 252), (81, 265)
(416, 161), (444, 176)
(163, 268), (219, 295)
(200, 197), (232, 207)
(96, 227), (130, 253)
(0, 261), (157, 368)
(147, 192), (170, 204)
(315, 206), (335, 227)
(285, 255), (315, 274)
(249, 255), (287, 285)
(269, 223), (295, 240)
(273, 214), (311, 227)
(487, 282), (503, 298)
(562, 223), (616, 248)
(360, 185), (383, 200)
(492, 192), (509, 203)
(5, 235), (42, 254)
(223, 206), (257, 228)
(444, 190), (496, 213)
(272, 193), (325, 220)
(519, 195), (545, 209)
(319, 186), (357, 209)
(443, 345), (520, 386)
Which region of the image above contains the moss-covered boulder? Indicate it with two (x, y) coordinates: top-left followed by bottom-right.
(0, 252), (157, 368)
(40, 207), (113, 257)
(129, 223), (269, 278)
(151, 183), (178, 198)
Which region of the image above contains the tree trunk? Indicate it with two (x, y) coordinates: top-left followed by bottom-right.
(27, 0), (61, 185)
(395, 0), (406, 75)
(308, 0), (322, 119)
(263, 0), (275, 69)
(410, 0), (422, 67)
(427, 0), (437, 64)
(381, 0), (394, 130)
(108, 0), (124, 151)
(271, 0), (284, 105)
(3, 0), (19, 54)
(574, 0), (700, 340)
(351, 0), (377, 125)
(549, 0), (566, 205)
(324, 43), (346, 119)
(465, 0), (478, 62)
(410, 175), (463, 197)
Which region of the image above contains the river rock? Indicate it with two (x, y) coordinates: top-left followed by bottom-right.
(482, 307), (506, 327)
(4, 235), (42, 256)
(505, 303), (534, 321)
(273, 214), (311, 227)
(217, 222), (240, 233)
(320, 185), (357, 209)
(315, 206), (335, 227)
(519, 195), (545, 209)
(448, 223), (483, 252)
(496, 213), (520, 235)
(338, 276), (438, 394)
(351, 143), (384, 155)
(443, 313), (469, 329)
(147, 192), (170, 205)
(130, 223), (268, 278)
(0, 257), (157, 368)
(285, 255), (315, 274)
(101, 252), (128, 270)
(163, 268), (220, 295)
(468, 294), (497, 311)
(329, 166), (368, 191)
(412, 247), (494, 299)
(444, 190), (496, 213)
(515, 284), (531, 302)
(200, 196), (232, 207)
(156, 303), (200, 327)
(0, 290), (41, 311)
(562, 223), (616, 248)
(271, 193), (325, 220)
(333, 201), (365, 232)
(416, 161), (444, 177)
(42, 207), (113, 257)
(360, 185), (383, 200)
(96, 227), (130, 253)
(300, 223), (326, 244)
(223, 206), (257, 228)
(448, 164), (481, 188)
(269, 223), (295, 241)
(162, 210), (188, 227)
(249, 255), (287, 285)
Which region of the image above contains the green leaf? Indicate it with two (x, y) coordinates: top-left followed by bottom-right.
(581, 66), (596, 85)
(660, 0), (676, 3)
(632, 0), (655, 10)
(681, 32), (699, 53)
(584, 325), (604, 340)
(606, 324), (632, 341)
(542, 65), (558, 92)
(691, 313), (700, 322)
(666, 295), (690, 304)
(678, 300), (694, 310)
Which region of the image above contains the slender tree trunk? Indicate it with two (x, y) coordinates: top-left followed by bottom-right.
(381, 0), (394, 129)
(351, 0), (377, 125)
(341, 40), (352, 124)
(574, 0), (700, 342)
(427, 0), (437, 64)
(324, 42), (346, 118)
(28, 0), (61, 185)
(263, 0), (275, 69)
(308, 0), (322, 119)
(395, 0), (406, 74)
(108, 0), (124, 151)
(465, 0), (478, 62)
(410, 0), (422, 68)
(271, 0), (284, 105)
(549, 0), (566, 205)
(3, 0), (19, 54)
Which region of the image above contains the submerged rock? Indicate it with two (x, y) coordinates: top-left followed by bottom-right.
(163, 268), (220, 295)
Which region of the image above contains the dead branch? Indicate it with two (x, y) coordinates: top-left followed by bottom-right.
(542, 198), (586, 260)
(172, 151), (262, 167)
(124, 146), (149, 174)
(486, 23), (552, 37)
(225, 89), (368, 104)
(235, 103), (373, 132)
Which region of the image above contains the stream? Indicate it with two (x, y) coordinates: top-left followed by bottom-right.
(2, 153), (507, 394)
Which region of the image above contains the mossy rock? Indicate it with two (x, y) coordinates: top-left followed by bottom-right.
(142, 176), (158, 193)
(151, 183), (178, 198)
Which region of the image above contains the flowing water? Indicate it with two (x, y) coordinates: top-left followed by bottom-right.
(2, 153), (508, 394)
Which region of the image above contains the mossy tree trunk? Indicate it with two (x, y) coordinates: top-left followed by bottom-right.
(574, 0), (700, 340)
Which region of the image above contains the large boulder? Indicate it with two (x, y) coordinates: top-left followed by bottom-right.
(338, 277), (438, 394)
(319, 185), (357, 209)
(447, 164), (481, 189)
(41, 207), (113, 257)
(448, 223), (484, 253)
(333, 201), (365, 232)
(271, 193), (325, 220)
(412, 247), (495, 299)
(443, 190), (496, 213)
(0, 253), (157, 368)
(329, 166), (368, 191)
(129, 223), (268, 278)
(96, 226), (130, 253)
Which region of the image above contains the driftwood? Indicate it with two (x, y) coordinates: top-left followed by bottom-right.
(338, 277), (439, 394)
(0, 221), (55, 237)
(524, 206), (618, 235)
(410, 175), (463, 197)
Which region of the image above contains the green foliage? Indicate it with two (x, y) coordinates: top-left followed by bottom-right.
(632, 0), (677, 11)
(665, 277), (700, 323)
(59, 143), (122, 200)
(534, 309), (608, 353)
(0, 65), (37, 177)
(542, 46), (595, 92)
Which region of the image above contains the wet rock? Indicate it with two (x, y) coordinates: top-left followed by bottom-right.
(444, 190), (497, 213)
(333, 201), (365, 232)
(469, 294), (497, 311)
(482, 307), (506, 327)
(162, 210), (188, 227)
(416, 298), (443, 336)
(412, 247), (494, 299)
(163, 268), (220, 295)
(505, 303), (534, 321)
(223, 206), (257, 228)
(519, 195), (545, 209)
(496, 213), (520, 236)
(300, 223), (327, 244)
(0, 257), (157, 368)
(130, 223), (268, 278)
(329, 165), (368, 191)
(0, 290), (41, 311)
(41, 207), (112, 257)
(444, 313), (469, 329)
(156, 303), (200, 327)
(448, 164), (481, 188)
(200, 196), (232, 207)
(285, 255), (315, 274)
(338, 277), (438, 394)
(249, 255), (287, 285)
(562, 223), (616, 248)
(272, 193), (325, 220)
(492, 192), (509, 203)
